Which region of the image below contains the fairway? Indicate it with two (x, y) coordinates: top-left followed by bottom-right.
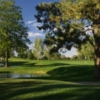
(0, 58), (95, 81)
(0, 58), (100, 100)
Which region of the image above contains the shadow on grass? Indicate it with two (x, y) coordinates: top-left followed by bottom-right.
(9, 60), (69, 67)
(1, 61), (100, 100)
(0, 80), (100, 100)
(0, 71), (12, 78)
(23, 62), (70, 68)
(29, 65), (99, 82)
(47, 65), (94, 81)
(1, 60), (99, 81)
(8, 59), (98, 81)
(0, 71), (11, 73)
(9, 61), (26, 67)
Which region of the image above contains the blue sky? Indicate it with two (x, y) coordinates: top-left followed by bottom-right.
(15, 0), (59, 43)
(15, 0), (77, 57)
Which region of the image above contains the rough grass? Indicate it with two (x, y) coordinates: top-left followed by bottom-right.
(0, 58), (100, 100)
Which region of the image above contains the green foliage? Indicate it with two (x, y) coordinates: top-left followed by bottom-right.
(77, 41), (94, 60)
(35, 1), (88, 54)
(60, 54), (66, 59)
(71, 55), (78, 60)
(0, 48), (5, 57)
(35, 0), (100, 54)
(43, 45), (51, 60)
(0, 0), (30, 67)
(43, 45), (60, 60)
(27, 50), (34, 59)
(78, 53), (85, 60)
(32, 38), (43, 60)
(0, 0), (30, 50)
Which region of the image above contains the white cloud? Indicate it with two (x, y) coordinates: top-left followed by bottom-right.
(32, 22), (41, 27)
(26, 20), (43, 32)
(26, 21), (35, 24)
(27, 43), (33, 49)
(26, 20), (42, 27)
(65, 47), (77, 57)
(28, 32), (44, 37)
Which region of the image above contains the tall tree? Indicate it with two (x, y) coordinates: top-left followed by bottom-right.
(0, 0), (30, 67)
(35, 0), (100, 78)
(43, 45), (52, 60)
(60, 0), (100, 78)
(32, 38), (43, 60)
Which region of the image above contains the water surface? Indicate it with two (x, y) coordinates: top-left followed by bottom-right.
(0, 73), (43, 78)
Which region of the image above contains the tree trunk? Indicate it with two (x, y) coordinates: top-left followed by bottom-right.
(5, 50), (9, 68)
(93, 23), (100, 79)
(94, 42), (100, 79)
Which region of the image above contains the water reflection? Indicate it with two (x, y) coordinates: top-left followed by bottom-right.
(0, 73), (43, 78)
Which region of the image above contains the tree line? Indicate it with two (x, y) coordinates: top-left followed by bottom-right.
(17, 37), (94, 60)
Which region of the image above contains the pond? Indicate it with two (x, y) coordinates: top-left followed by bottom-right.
(0, 73), (43, 78)
(0, 63), (4, 67)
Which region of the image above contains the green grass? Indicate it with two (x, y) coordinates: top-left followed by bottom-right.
(0, 58), (100, 100)
(0, 58), (95, 81)
(0, 78), (100, 100)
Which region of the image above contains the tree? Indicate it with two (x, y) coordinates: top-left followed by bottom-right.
(32, 38), (43, 60)
(35, 0), (100, 78)
(43, 45), (60, 60)
(60, 55), (66, 59)
(43, 45), (52, 60)
(77, 52), (85, 60)
(35, 2), (61, 44)
(0, 0), (30, 67)
(71, 55), (78, 60)
(27, 50), (34, 59)
(59, 0), (100, 78)
(18, 50), (27, 59)
(77, 41), (94, 60)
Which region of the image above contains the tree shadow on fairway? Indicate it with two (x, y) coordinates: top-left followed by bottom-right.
(9, 61), (36, 67)
(0, 71), (11, 73)
(46, 65), (97, 81)
(1, 80), (100, 100)
(24, 62), (69, 67)
(9, 60), (69, 67)
(9, 61), (27, 67)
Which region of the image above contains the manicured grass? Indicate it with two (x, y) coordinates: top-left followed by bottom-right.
(0, 58), (95, 81)
(0, 78), (100, 100)
(0, 58), (100, 100)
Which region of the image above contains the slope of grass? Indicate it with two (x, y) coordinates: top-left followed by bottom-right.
(0, 58), (95, 81)
(0, 58), (100, 100)
(0, 78), (100, 100)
